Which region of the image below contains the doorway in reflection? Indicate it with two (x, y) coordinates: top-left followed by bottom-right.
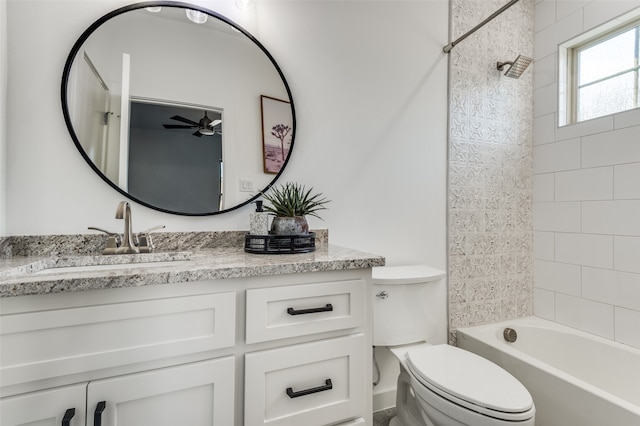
(128, 101), (223, 214)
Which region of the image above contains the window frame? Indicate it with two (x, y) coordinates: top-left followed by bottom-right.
(568, 21), (640, 124)
(559, 8), (640, 127)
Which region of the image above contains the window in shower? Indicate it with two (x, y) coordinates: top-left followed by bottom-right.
(574, 24), (639, 122)
(559, 9), (640, 126)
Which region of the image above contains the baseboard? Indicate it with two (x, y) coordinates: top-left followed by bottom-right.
(373, 387), (396, 412)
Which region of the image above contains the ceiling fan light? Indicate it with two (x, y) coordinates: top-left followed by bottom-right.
(198, 128), (215, 136)
(186, 9), (208, 24)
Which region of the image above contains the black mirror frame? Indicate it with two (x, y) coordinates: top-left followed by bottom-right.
(61, 1), (296, 216)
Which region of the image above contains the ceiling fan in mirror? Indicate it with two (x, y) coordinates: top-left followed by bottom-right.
(162, 111), (222, 137)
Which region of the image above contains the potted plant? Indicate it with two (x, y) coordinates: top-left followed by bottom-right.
(261, 182), (330, 235)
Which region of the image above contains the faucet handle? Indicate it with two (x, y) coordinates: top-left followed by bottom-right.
(139, 225), (166, 235)
(88, 227), (121, 243)
(88, 227), (122, 255)
(137, 225), (165, 253)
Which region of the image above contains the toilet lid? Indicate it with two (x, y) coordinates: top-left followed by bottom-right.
(406, 345), (533, 419)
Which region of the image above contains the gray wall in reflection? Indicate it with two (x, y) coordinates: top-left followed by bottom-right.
(128, 102), (222, 214)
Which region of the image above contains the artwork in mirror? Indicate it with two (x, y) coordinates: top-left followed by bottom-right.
(261, 95), (293, 174)
(61, 2), (295, 215)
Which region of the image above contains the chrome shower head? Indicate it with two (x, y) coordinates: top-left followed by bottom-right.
(497, 55), (533, 78)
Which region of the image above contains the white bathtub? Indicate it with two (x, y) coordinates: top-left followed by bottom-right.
(457, 317), (640, 426)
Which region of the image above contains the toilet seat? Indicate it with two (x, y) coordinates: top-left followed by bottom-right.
(405, 345), (534, 422)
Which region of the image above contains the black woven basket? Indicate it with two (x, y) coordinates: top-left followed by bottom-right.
(244, 233), (316, 254)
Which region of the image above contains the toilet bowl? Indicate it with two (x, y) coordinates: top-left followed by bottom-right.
(373, 265), (535, 426)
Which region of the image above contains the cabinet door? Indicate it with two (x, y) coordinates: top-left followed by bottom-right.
(87, 357), (235, 426)
(0, 383), (86, 426)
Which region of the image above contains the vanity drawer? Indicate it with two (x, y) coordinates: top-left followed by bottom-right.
(245, 279), (364, 344)
(244, 334), (365, 426)
(0, 292), (236, 387)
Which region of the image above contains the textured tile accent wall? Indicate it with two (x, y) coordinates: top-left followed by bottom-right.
(448, 0), (534, 342)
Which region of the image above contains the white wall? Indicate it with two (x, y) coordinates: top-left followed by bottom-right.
(5, 0), (447, 266)
(533, 0), (640, 349)
(0, 0), (7, 236)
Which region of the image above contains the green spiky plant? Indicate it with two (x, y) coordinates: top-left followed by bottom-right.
(261, 182), (330, 219)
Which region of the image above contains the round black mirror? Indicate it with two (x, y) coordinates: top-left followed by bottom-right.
(62, 1), (295, 215)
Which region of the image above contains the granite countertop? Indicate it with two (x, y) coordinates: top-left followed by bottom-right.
(0, 233), (385, 297)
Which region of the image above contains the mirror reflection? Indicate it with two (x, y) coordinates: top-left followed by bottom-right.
(62, 2), (295, 215)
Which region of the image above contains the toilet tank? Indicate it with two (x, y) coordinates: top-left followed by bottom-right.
(372, 265), (446, 346)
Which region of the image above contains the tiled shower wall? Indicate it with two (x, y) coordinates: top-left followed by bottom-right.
(533, 0), (640, 350)
(448, 0), (535, 341)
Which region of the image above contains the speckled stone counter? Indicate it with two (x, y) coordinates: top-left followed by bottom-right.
(0, 231), (385, 298)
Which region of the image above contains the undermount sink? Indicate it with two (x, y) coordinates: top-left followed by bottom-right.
(33, 260), (191, 275)
(28, 251), (192, 276)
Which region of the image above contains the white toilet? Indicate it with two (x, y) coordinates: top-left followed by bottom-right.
(373, 265), (535, 426)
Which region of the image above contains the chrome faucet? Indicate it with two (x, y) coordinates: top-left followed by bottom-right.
(115, 201), (139, 254)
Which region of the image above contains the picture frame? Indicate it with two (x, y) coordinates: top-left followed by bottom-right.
(261, 95), (293, 174)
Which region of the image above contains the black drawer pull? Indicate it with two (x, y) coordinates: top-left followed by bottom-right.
(287, 303), (333, 315)
(62, 408), (75, 426)
(286, 379), (333, 398)
(94, 401), (106, 426)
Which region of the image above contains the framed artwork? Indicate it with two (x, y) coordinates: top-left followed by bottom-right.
(261, 95), (293, 174)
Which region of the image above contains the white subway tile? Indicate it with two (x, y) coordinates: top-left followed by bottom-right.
(614, 107), (640, 129)
(555, 293), (614, 339)
(582, 201), (640, 236)
(533, 138), (580, 173)
(555, 233), (613, 269)
(555, 115), (613, 141)
(534, 83), (558, 117)
(614, 163), (640, 199)
(534, 288), (556, 320)
(555, 8), (586, 45)
(535, 1), (556, 33)
(582, 125), (640, 167)
(556, 1), (589, 21)
(534, 113), (557, 145)
(614, 236), (640, 273)
(533, 54), (557, 91)
(534, 22), (559, 60)
(534, 231), (555, 261)
(555, 167), (613, 201)
(534, 259), (582, 295)
(534, 202), (581, 232)
(583, 0), (640, 32)
(583, 267), (640, 311)
(615, 307), (640, 349)
(534, 173), (555, 202)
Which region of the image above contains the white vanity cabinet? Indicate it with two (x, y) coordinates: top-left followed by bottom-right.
(0, 290), (237, 426)
(0, 268), (373, 426)
(0, 383), (87, 426)
(1, 358), (234, 426)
